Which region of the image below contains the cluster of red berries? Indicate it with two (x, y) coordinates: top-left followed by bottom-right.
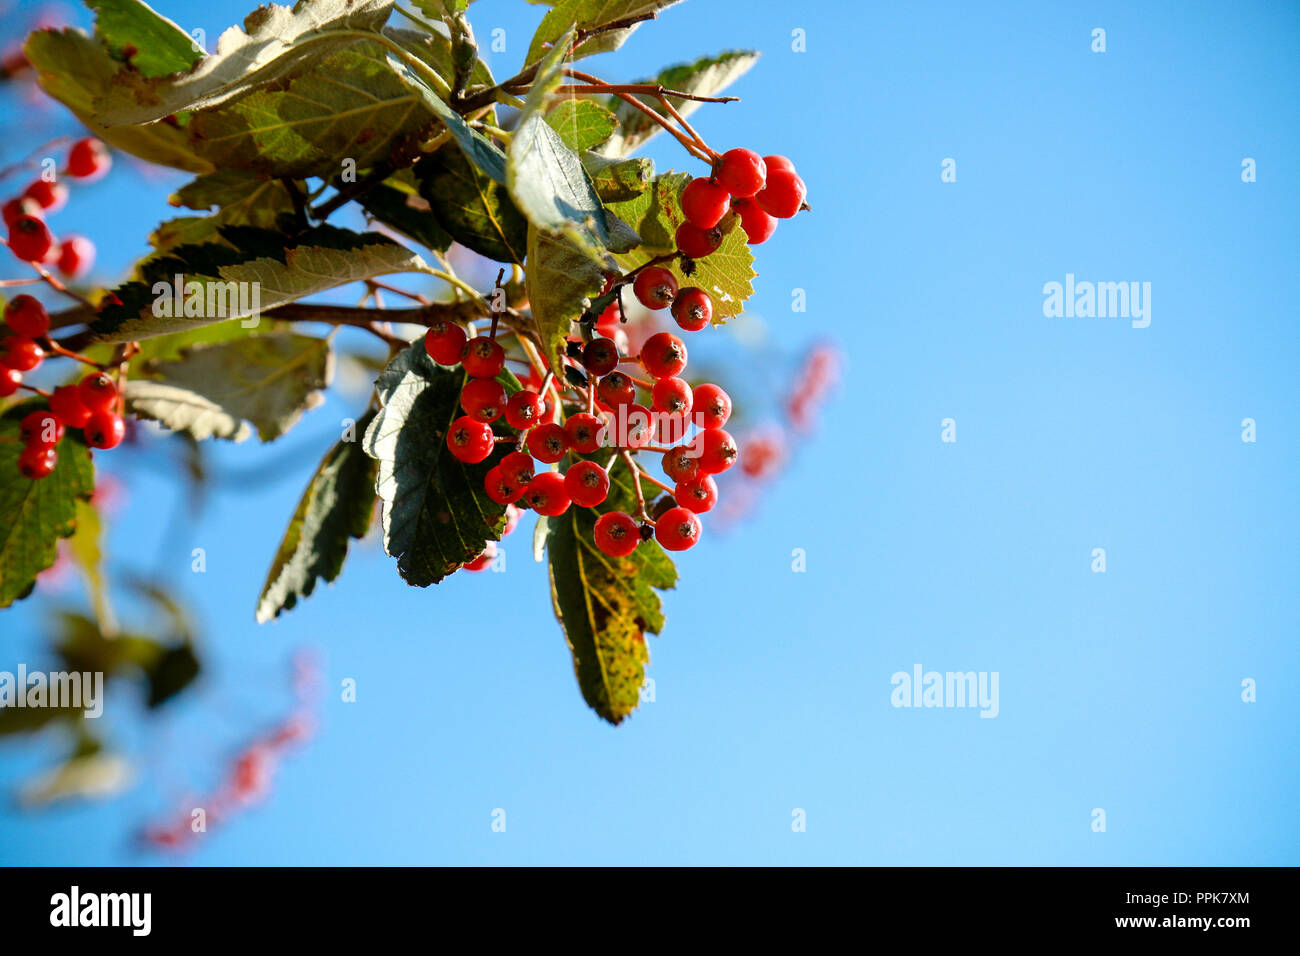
(3, 137), (107, 274)
(677, 149), (807, 254)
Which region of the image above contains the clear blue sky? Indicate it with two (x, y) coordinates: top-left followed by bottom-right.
(1, 0), (1297, 865)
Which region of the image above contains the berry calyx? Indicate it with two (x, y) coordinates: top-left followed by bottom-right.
(527, 422), (569, 463)
(0, 336), (44, 372)
(20, 409), (63, 447)
(732, 198), (777, 245)
(84, 410), (126, 450)
(582, 336), (619, 377)
(662, 446), (699, 483)
(499, 450), (535, 489)
(460, 377), (507, 423)
(675, 474), (718, 514)
(8, 215), (54, 262)
(716, 148), (767, 198)
(21, 179), (67, 213)
(504, 389), (544, 429)
(651, 376), (692, 416)
(424, 320), (467, 366)
(56, 235), (95, 279)
(654, 506), (702, 551)
(66, 138), (111, 179)
(640, 332), (688, 379)
(680, 177), (731, 229)
(594, 511), (640, 557)
(564, 412), (604, 454)
(670, 287), (712, 331)
(461, 335), (505, 378)
(564, 460), (609, 508)
(674, 222), (722, 259)
(691, 383), (731, 429)
(597, 370), (635, 408)
(755, 169), (807, 219)
(698, 427), (738, 475)
(446, 415), (494, 463)
(78, 372), (118, 410)
(18, 444), (57, 480)
(522, 471), (571, 516)
(0, 368), (20, 398)
(4, 294), (50, 338)
(632, 266), (678, 310)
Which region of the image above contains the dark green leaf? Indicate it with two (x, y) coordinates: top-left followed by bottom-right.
(526, 223), (607, 374)
(145, 644), (202, 708)
(417, 149), (528, 263)
(360, 171), (453, 253)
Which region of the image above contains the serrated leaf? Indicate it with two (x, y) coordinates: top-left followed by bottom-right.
(93, 226), (433, 342)
(126, 333), (333, 442)
(601, 50), (759, 157)
(24, 28), (212, 173)
(607, 171), (756, 322)
(87, 0), (203, 77)
(416, 149), (527, 263)
(94, 0), (396, 126)
(545, 99), (618, 151)
(0, 403), (96, 609)
(526, 223), (606, 374)
(582, 152), (653, 202)
(256, 411), (379, 622)
(362, 344), (519, 586)
(360, 169), (453, 253)
(526, 0), (683, 66)
(547, 457), (676, 724)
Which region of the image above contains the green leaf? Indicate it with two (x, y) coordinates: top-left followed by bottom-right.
(607, 171), (756, 323)
(526, 223), (606, 374)
(526, 0), (683, 66)
(547, 458), (676, 724)
(93, 226), (434, 343)
(87, 0), (203, 77)
(545, 99), (618, 151)
(126, 332), (333, 442)
(362, 344), (518, 586)
(359, 169), (453, 253)
(256, 411), (379, 622)
(416, 149), (527, 263)
(145, 644), (201, 708)
(24, 28), (213, 173)
(67, 500), (115, 634)
(601, 50), (759, 157)
(582, 152), (654, 202)
(94, 0), (396, 126)
(0, 403), (96, 609)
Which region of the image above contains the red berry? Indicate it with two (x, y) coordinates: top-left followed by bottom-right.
(504, 389), (543, 429)
(632, 266), (677, 310)
(582, 336), (619, 376)
(763, 154), (797, 175)
(732, 198), (776, 244)
(756, 170), (807, 219)
(460, 377), (507, 423)
(19, 409), (63, 446)
(675, 474), (718, 514)
(564, 460), (609, 508)
(654, 411), (689, 445)
(594, 511), (640, 557)
(527, 422), (569, 463)
(670, 287), (712, 331)
(78, 372), (118, 410)
(461, 335), (504, 378)
(66, 138), (111, 179)
(661, 446), (699, 483)
(463, 543), (496, 572)
(0, 367), (20, 397)
(564, 412), (604, 454)
(674, 222), (722, 259)
(680, 177), (731, 229)
(522, 471), (570, 516)
(424, 320), (467, 366)
(446, 415), (494, 463)
(499, 450), (535, 489)
(640, 332), (687, 379)
(484, 466), (523, 505)
(18, 444), (57, 479)
(84, 410), (126, 450)
(595, 298), (621, 329)
(56, 235), (94, 279)
(8, 215), (54, 262)
(0, 336), (43, 371)
(4, 294), (49, 337)
(716, 148), (766, 198)
(651, 377), (692, 416)
(622, 403), (654, 449)
(691, 383), (731, 429)
(698, 427), (738, 475)
(597, 370), (635, 408)
(21, 179), (67, 214)
(2, 197), (40, 230)
(654, 506), (701, 551)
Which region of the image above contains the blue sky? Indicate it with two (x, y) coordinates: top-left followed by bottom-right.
(1, 0), (1297, 865)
